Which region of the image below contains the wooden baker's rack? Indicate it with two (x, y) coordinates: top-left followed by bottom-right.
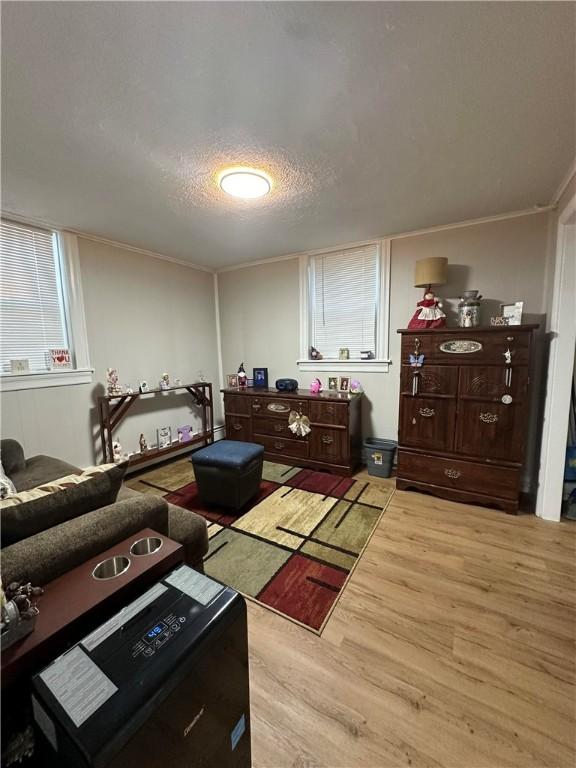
(98, 382), (214, 467)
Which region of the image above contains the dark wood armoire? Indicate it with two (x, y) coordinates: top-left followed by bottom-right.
(396, 326), (538, 513)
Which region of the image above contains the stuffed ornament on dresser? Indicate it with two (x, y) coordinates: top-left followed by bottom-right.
(407, 257), (448, 330)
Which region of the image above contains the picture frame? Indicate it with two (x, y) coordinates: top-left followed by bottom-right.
(227, 374), (239, 388)
(49, 348), (72, 369)
(139, 381), (149, 393)
(328, 376), (338, 392)
(338, 376), (350, 393)
(10, 359), (29, 374)
(500, 301), (523, 326)
(177, 425), (193, 443)
(253, 367), (268, 388)
(157, 426), (172, 449)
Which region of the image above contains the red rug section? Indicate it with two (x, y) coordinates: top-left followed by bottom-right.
(165, 479), (279, 525)
(258, 554), (348, 630)
(286, 468), (356, 498)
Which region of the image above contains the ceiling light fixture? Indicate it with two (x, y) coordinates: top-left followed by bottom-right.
(219, 168), (271, 199)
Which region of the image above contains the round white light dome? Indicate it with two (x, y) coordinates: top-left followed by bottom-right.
(219, 169), (271, 199)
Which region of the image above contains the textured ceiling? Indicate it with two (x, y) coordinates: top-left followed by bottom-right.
(2, 1), (574, 268)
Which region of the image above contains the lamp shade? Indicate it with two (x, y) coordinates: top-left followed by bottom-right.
(414, 257), (448, 288)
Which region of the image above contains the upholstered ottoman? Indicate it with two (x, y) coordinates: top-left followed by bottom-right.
(191, 440), (264, 510)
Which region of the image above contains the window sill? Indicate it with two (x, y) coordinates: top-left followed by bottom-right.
(297, 359), (391, 373)
(0, 368), (94, 392)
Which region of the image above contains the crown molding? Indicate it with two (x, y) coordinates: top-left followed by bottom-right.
(0, 210), (214, 273)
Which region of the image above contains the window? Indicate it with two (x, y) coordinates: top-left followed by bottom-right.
(298, 240), (390, 372)
(0, 220), (92, 390)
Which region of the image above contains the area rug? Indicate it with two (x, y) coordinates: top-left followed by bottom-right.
(142, 460), (394, 633)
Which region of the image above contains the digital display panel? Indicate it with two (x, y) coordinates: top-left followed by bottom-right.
(143, 622), (167, 644)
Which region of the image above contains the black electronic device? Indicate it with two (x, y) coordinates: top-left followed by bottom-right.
(32, 565), (251, 768)
(275, 378), (298, 392)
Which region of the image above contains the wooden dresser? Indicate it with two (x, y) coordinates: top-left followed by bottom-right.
(221, 388), (363, 475)
(396, 326), (538, 513)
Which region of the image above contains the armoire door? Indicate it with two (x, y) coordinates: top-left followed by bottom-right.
(454, 401), (527, 462)
(399, 396), (456, 453)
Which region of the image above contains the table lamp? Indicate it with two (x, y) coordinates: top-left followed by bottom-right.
(408, 257), (448, 329)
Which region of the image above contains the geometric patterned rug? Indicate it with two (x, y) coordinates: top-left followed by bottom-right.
(162, 460), (395, 633)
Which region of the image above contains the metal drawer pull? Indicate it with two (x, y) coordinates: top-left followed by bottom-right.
(273, 424), (284, 432)
(444, 468), (461, 479)
(252, 403), (261, 411)
(479, 412), (498, 424)
(274, 441), (284, 450)
(268, 403), (289, 413)
(321, 435), (334, 445)
(419, 407), (435, 417)
(233, 423), (243, 431)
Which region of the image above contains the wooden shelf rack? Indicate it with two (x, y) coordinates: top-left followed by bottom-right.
(98, 382), (214, 466)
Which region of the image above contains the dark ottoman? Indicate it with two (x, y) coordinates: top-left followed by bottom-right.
(191, 440), (264, 511)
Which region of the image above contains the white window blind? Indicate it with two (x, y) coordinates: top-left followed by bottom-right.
(309, 244), (379, 359)
(0, 220), (70, 372)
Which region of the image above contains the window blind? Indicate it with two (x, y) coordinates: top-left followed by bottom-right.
(309, 244), (379, 359)
(0, 220), (69, 372)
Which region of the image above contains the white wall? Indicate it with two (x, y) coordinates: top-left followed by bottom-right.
(1, 238), (222, 467)
(218, 212), (550, 461)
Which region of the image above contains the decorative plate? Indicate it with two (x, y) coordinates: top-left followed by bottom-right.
(439, 340), (483, 354)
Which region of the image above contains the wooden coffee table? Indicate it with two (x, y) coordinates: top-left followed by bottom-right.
(1, 528), (183, 688)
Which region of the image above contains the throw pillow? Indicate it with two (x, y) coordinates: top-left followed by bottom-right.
(0, 461), (128, 547)
(0, 461), (17, 500)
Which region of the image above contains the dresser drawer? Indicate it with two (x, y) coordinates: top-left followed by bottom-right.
(224, 394), (252, 416)
(397, 451), (520, 500)
(250, 397), (308, 418)
(259, 435), (309, 459)
(253, 416), (306, 440)
(309, 401), (348, 426)
(400, 365), (458, 396)
(225, 415), (251, 442)
(400, 331), (531, 366)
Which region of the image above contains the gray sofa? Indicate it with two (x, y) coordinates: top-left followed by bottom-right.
(0, 439), (208, 586)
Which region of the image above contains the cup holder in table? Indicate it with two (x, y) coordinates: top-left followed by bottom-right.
(92, 555), (131, 581)
(130, 536), (163, 557)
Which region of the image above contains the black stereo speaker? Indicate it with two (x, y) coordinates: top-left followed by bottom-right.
(275, 378), (298, 392)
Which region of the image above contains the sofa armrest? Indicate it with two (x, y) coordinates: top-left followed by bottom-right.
(0, 495), (169, 587)
(167, 503), (209, 565)
(1, 439), (26, 476)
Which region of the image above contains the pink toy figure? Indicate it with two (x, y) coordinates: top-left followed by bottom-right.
(309, 378), (322, 394)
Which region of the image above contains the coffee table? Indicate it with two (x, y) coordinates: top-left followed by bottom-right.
(1, 528), (183, 688)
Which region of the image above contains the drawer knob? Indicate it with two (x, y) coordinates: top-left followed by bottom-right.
(233, 423), (243, 431)
(444, 468), (461, 480)
(479, 412), (498, 424)
(274, 441), (284, 450)
(419, 407), (435, 418)
(321, 435), (334, 445)
(252, 403), (261, 411)
(273, 424), (284, 433)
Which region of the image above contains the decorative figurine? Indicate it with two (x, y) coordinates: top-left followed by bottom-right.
(339, 348), (350, 360)
(350, 379), (363, 393)
(159, 373), (170, 390)
(309, 346), (323, 360)
(139, 433), (148, 453)
(309, 378), (322, 394)
(106, 368), (123, 396)
(288, 410), (311, 437)
(237, 362), (248, 389)
(408, 290), (446, 330)
(112, 440), (124, 463)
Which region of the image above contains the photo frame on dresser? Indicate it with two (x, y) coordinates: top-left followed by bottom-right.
(253, 368), (268, 388)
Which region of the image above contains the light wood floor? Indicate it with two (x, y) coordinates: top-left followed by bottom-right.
(246, 473), (576, 768)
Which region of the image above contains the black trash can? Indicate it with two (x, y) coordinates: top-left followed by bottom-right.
(363, 438), (397, 478)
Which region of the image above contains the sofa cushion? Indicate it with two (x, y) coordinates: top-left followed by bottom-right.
(0, 462), (128, 547)
(11, 455), (81, 493)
